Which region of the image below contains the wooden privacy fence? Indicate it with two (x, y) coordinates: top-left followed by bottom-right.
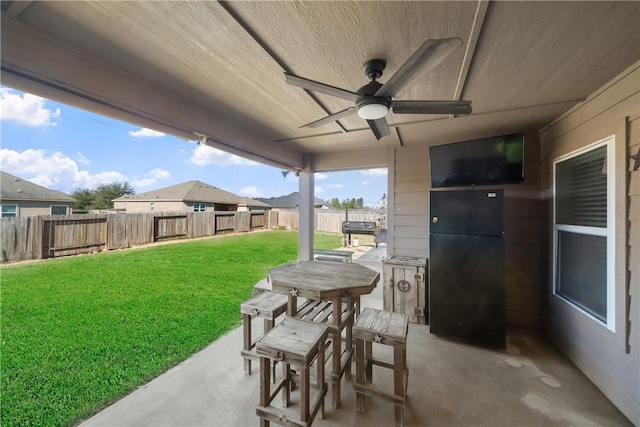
(276, 209), (382, 233)
(0, 211), (269, 263)
(0, 209), (382, 263)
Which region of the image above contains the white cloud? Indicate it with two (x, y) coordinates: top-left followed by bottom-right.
(361, 168), (387, 176)
(315, 185), (324, 195)
(315, 173), (329, 180)
(362, 181), (369, 186)
(130, 178), (157, 188)
(0, 148), (127, 192)
(76, 152), (90, 165)
(128, 128), (165, 138)
(239, 186), (263, 198)
(148, 168), (170, 179)
(131, 168), (171, 189)
(188, 144), (258, 166)
(0, 88), (61, 127)
(326, 183), (344, 189)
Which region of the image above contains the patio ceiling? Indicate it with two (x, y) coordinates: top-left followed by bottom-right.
(2, 1), (639, 171)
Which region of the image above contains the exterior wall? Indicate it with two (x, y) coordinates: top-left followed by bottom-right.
(113, 201), (186, 212)
(539, 61), (639, 425)
(113, 201), (239, 213)
(1, 200), (73, 216)
(387, 130), (542, 328)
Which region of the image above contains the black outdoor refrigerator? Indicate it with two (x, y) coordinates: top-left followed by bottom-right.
(429, 189), (506, 349)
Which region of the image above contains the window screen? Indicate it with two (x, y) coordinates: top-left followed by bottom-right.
(555, 145), (607, 227)
(556, 231), (607, 321)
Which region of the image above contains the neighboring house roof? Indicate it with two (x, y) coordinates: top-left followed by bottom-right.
(113, 180), (269, 208)
(0, 171), (75, 203)
(238, 197), (271, 209)
(256, 192), (328, 209)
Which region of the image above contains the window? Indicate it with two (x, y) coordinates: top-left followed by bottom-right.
(193, 203), (206, 212)
(553, 136), (615, 330)
(1, 204), (17, 217)
(51, 205), (68, 215)
(150, 202), (155, 212)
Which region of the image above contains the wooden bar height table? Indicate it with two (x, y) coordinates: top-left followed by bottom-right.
(268, 260), (380, 409)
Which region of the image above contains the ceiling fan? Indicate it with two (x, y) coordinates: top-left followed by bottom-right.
(285, 37), (472, 140)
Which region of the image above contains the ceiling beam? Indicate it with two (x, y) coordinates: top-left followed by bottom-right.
(452, 0), (490, 110)
(3, 1), (33, 19)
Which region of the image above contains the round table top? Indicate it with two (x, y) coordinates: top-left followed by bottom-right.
(268, 260), (379, 299)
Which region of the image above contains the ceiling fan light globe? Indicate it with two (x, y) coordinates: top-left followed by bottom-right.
(357, 103), (389, 120)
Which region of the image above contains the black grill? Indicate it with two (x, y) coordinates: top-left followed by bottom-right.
(342, 221), (376, 235)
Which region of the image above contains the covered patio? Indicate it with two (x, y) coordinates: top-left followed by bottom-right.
(2, 1), (638, 425)
(80, 248), (631, 426)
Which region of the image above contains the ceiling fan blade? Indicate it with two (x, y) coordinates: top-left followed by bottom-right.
(367, 118), (390, 140)
(392, 100), (472, 115)
(285, 73), (359, 102)
(300, 107), (357, 128)
(376, 38), (463, 98)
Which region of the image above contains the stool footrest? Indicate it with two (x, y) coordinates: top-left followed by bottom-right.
(329, 346), (354, 380)
(257, 383), (327, 427)
(354, 382), (406, 407)
(369, 356), (395, 371)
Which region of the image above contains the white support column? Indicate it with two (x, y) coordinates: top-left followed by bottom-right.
(298, 156), (314, 261)
(387, 146), (396, 256)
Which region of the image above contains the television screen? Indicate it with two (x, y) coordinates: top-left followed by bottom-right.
(429, 132), (524, 188)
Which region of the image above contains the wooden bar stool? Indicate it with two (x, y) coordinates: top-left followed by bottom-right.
(256, 318), (329, 427)
(240, 291), (288, 375)
(353, 308), (409, 427)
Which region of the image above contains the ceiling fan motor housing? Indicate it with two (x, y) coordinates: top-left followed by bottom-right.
(356, 80), (391, 119)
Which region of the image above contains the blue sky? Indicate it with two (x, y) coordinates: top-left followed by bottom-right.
(0, 87), (388, 207)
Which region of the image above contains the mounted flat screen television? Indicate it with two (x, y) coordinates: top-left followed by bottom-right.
(429, 132), (525, 188)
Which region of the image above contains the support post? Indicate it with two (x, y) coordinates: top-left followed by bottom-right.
(298, 155), (314, 261)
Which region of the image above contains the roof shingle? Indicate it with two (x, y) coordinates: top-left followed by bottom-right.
(0, 171), (75, 202)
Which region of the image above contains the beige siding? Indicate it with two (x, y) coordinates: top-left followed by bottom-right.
(389, 130), (542, 328)
(7, 201), (73, 216)
(390, 145), (429, 258)
(114, 201), (186, 212)
(539, 61), (639, 425)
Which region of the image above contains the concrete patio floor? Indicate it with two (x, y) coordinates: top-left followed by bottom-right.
(80, 247), (632, 427)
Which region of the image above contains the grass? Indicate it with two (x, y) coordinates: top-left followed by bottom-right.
(0, 230), (341, 426)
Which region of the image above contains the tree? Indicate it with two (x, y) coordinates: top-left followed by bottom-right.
(377, 193), (387, 227)
(71, 182), (135, 210)
(70, 188), (94, 210)
(329, 197), (365, 209)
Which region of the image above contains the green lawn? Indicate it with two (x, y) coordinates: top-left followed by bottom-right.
(0, 230), (341, 426)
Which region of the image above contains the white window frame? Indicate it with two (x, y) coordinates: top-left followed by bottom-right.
(50, 205), (69, 215)
(552, 135), (615, 331)
(1, 204), (18, 217)
(193, 203), (206, 212)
